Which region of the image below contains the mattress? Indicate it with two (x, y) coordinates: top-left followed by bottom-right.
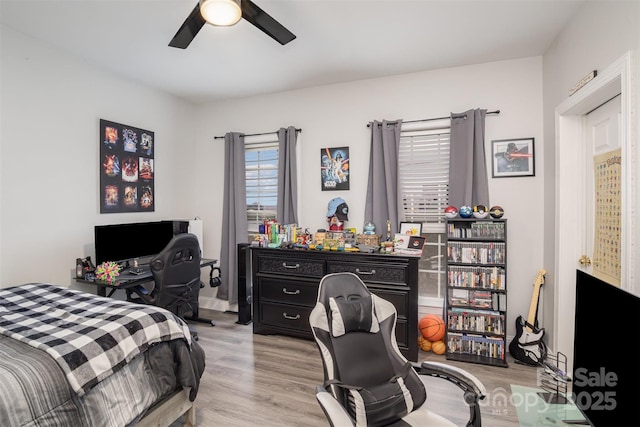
(0, 284), (206, 427)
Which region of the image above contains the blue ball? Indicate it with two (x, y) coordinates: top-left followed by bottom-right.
(459, 205), (473, 218)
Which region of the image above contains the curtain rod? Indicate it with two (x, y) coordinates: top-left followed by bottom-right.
(366, 110), (500, 127)
(214, 128), (302, 140)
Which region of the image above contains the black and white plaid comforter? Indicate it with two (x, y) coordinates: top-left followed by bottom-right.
(0, 283), (192, 396)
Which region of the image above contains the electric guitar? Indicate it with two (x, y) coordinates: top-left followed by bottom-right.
(509, 269), (547, 365)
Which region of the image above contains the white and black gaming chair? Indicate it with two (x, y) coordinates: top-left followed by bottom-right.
(310, 272), (486, 427)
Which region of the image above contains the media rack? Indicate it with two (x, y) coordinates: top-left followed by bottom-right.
(444, 218), (508, 367)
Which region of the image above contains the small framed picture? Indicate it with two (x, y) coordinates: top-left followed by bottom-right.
(399, 222), (423, 236)
(408, 236), (426, 250)
(491, 138), (535, 178)
(394, 233), (410, 248)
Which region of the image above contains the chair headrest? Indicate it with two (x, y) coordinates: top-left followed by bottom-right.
(329, 295), (379, 337)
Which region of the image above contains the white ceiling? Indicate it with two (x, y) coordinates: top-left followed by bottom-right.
(1, 0), (585, 104)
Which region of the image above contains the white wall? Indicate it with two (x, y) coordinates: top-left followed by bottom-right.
(0, 24), (551, 333)
(541, 0), (640, 345)
(195, 57), (546, 329)
(0, 26), (198, 289)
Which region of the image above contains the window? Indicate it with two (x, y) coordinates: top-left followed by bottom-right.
(245, 137), (279, 234)
(398, 125), (450, 306)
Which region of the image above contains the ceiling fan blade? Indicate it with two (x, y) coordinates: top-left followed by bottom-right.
(241, 0), (296, 45)
(169, 3), (206, 49)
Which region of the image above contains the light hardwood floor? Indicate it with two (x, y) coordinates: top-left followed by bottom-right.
(181, 309), (542, 427)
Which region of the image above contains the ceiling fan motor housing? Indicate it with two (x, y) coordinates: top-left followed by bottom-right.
(200, 0), (242, 26)
(169, 0), (296, 49)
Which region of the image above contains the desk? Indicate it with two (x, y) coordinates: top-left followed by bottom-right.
(75, 258), (218, 298)
(510, 385), (591, 426)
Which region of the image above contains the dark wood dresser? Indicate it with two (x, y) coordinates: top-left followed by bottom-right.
(249, 247), (419, 361)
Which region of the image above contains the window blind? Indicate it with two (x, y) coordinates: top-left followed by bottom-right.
(399, 128), (450, 233)
(245, 137), (279, 233)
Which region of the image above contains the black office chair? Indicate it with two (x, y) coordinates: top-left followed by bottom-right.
(127, 234), (214, 340)
(310, 272), (486, 427)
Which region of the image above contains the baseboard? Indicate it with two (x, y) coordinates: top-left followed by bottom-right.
(198, 295), (240, 313)
(199, 295), (229, 312)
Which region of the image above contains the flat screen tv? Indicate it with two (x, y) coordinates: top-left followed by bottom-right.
(94, 221), (176, 264)
(573, 270), (639, 427)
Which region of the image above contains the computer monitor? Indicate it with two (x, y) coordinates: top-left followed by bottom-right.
(573, 270), (639, 426)
(94, 221), (176, 265)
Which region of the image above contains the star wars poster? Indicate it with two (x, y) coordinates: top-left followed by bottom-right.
(100, 119), (154, 213)
(321, 146), (349, 191)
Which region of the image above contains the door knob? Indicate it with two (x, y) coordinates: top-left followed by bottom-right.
(579, 255), (592, 266)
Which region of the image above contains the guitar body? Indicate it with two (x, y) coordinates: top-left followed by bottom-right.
(509, 315), (547, 365)
(508, 270), (548, 365)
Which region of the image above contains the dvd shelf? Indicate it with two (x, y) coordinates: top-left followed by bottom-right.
(447, 265), (505, 289)
(445, 218), (508, 367)
(447, 333), (505, 360)
(448, 308), (505, 334)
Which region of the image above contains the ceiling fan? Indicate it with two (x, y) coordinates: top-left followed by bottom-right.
(169, 0), (296, 49)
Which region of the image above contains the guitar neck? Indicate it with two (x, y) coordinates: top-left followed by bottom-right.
(525, 285), (542, 332)
(525, 270), (546, 332)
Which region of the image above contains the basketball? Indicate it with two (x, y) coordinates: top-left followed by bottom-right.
(419, 314), (445, 341)
(431, 340), (446, 355)
(418, 336), (432, 352)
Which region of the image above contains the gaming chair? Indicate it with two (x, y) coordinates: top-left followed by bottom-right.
(310, 272), (486, 426)
(127, 233), (205, 339)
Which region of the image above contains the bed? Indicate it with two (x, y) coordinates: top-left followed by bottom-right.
(0, 283), (206, 427)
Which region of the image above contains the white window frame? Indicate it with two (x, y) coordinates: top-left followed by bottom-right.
(398, 120), (451, 307)
(245, 135), (279, 235)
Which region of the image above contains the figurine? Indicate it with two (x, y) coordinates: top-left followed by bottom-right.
(326, 197), (349, 231)
(363, 221), (376, 235)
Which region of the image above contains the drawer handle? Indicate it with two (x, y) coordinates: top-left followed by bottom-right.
(282, 313), (301, 320)
(282, 263), (300, 269)
(282, 288), (301, 295)
(355, 268), (376, 275)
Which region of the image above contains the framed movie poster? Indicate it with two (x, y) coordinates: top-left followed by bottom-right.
(321, 146), (349, 191)
(491, 137), (535, 178)
(100, 119), (154, 213)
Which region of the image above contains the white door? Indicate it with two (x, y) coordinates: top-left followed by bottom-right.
(554, 52), (636, 367)
(583, 96), (622, 285)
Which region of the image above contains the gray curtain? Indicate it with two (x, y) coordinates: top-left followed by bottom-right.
(448, 109), (489, 208)
(218, 132), (247, 304)
(365, 119), (404, 238)
(277, 126), (298, 224)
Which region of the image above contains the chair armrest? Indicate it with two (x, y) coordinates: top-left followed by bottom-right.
(415, 361), (486, 427)
(417, 361), (486, 398)
(315, 385), (354, 427)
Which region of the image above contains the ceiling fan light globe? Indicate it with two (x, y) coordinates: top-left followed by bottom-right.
(200, 0), (242, 26)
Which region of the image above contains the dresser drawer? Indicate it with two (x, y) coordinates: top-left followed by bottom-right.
(258, 277), (317, 307)
(327, 261), (408, 285)
(395, 319), (408, 350)
(257, 256), (325, 278)
(259, 301), (313, 334)
(370, 287), (409, 318)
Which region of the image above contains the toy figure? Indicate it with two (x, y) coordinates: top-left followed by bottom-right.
(327, 197), (349, 231)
